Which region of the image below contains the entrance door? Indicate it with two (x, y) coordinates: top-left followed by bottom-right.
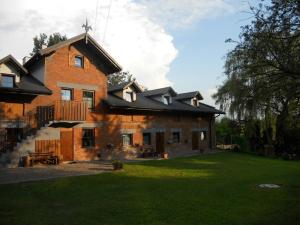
(156, 132), (165, 153)
(192, 131), (199, 150)
(60, 130), (73, 161)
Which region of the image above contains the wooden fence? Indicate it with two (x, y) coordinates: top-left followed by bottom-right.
(35, 140), (61, 157)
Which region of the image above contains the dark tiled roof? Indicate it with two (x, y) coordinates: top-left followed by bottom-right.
(175, 91), (203, 100)
(0, 55), (51, 95)
(104, 93), (224, 114)
(142, 87), (177, 97)
(0, 75), (52, 95)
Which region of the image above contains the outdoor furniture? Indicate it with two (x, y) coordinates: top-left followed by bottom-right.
(29, 152), (59, 165)
(140, 145), (159, 158)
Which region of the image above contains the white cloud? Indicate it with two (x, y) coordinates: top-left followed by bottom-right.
(139, 0), (236, 29)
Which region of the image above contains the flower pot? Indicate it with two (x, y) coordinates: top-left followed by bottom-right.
(162, 152), (168, 159)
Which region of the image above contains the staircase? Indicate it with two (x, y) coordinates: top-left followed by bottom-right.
(0, 101), (87, 168)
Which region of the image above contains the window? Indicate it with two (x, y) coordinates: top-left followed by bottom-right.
(1, 75), (14, 88)
(200, 131), (207, 141)
(61, 88), (73, 101)
(124, 92), (134, 102)
(193, 99), (198, 106)
(172, 132), (180, 143)
(83, 90), (95, 110)
(143, 133), (151, 145)
(163, 96), (171, 105)
(75, 56), (84, 68)
(82, 128), (95, 147)
(122, 134), (133, 146)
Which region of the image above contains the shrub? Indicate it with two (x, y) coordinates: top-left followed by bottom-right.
(112, 160), (123, 170)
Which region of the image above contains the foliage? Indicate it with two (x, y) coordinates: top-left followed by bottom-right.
(215, 117), (241, 144)
(0, 153), (300, 225)
(107, 71), (133, 86)
(213, 0), (300, 155)
(31, 33), (67, 55)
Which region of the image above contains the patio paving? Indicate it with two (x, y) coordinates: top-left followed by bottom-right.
(0, 161), (113, 184)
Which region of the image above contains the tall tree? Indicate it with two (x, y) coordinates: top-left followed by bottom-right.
(31, 33), (67, 55)
(213, 0), (300, 154)
(107, 71), (133, 86)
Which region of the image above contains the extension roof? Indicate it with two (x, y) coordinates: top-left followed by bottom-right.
(105, 83), (224, 115)
(0, 55), (52, 95)
(24, 33), (122, 75)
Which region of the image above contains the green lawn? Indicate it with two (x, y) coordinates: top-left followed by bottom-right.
(0, 152), (299, 225)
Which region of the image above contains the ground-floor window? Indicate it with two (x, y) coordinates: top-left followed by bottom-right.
(143, 133), (151, 145)
(82, 128), (95, 148)
(122, 133), (133, 146)
(172, 132), (180, 143)
(200, 131), (207, 141)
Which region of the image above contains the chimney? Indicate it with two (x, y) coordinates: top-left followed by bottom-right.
(22, 56), (30, 64)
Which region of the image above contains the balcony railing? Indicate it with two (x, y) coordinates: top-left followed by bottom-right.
(37, 101), (88, 126)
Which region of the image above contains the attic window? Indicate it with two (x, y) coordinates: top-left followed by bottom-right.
(163, 96), (171, 105)
(1, 75), (14, 88)
(75, 56), (84, 68)
(193, 99), (198, 106)
(125, 92), (134, 102)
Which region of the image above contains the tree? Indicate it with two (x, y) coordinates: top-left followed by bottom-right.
(107, 71), (134, 86)
(213, 0), (300, 154)
(31, 33), (67, 55)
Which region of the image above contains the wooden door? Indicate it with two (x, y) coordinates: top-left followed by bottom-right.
(192, 131), (199, 150)
(156, 132), (165, 153)
(60, 130), (73, 161)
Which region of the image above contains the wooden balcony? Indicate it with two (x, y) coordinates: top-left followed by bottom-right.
(37, 101), (88, 126)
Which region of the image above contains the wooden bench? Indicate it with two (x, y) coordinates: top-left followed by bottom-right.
(140, 145), (160, 158)
(29, 152), (59, 165)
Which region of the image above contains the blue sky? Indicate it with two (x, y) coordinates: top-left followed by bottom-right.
(167, 2), (258, 105)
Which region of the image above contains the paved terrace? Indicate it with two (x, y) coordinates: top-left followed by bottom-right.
(0, 161), (113, 185)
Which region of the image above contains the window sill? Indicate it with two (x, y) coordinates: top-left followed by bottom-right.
(82, 146), (95, 149)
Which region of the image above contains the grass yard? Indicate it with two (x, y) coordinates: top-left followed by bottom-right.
(0, 152), (299, 225)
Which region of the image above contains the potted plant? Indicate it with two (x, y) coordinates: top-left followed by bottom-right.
(162, 151), (168, 159)
(112, 160), (123, 170)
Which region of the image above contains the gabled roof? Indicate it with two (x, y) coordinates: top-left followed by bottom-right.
(108, 80), (143, 93)
(175, 91), (203, 101)
(24, 33), (122, 74)
(0, 55), (28, 74)
(142, 87), (177, 97)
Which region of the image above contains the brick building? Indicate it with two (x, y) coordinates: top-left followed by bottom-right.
(0, 33), (223, 165)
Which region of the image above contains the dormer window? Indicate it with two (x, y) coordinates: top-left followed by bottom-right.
(193, 99), (198, 106)
(125, 91), (134, 102)
(75, 56), (84, 68)
(1, 75), (14, 88)
(163, 96), (171, 105)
